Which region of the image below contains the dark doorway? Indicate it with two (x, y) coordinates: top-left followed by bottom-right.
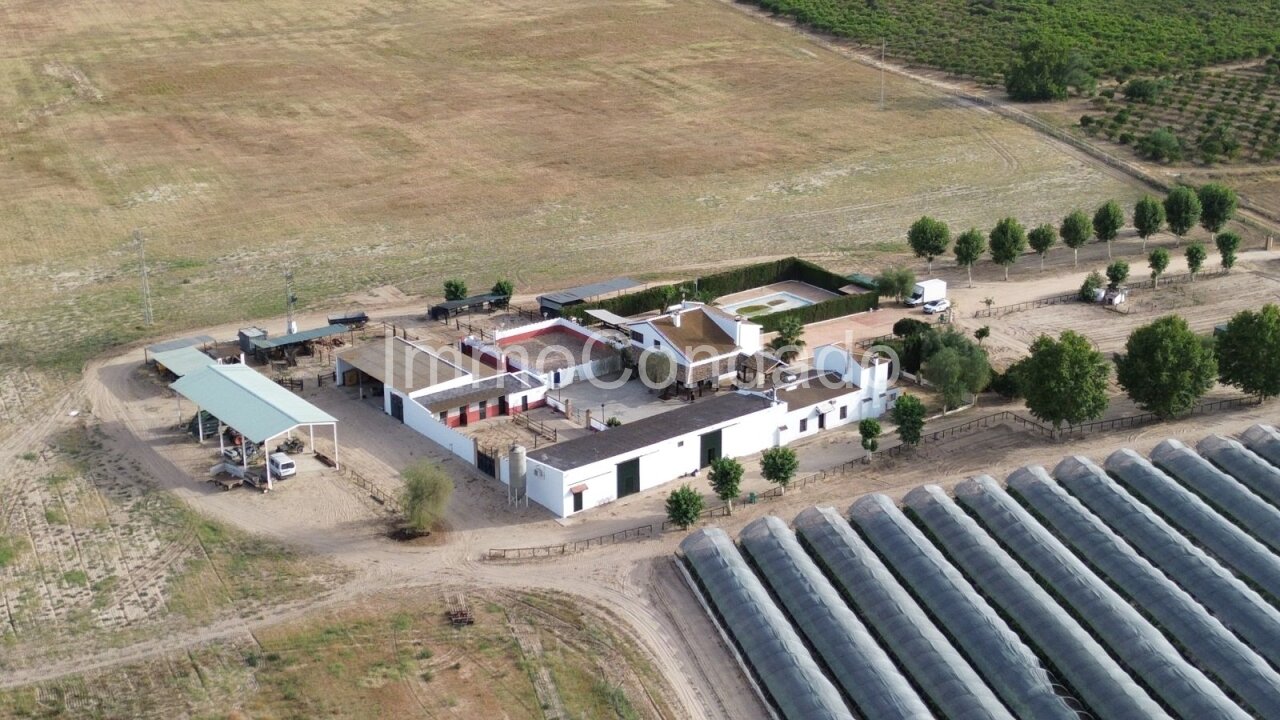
(521, 395), (529, 412)
(458, 405), (469, 426)
(572, 491), (584, 513)
(818, 412), (826, 430)
(390, 393), (404, 423)
(478, 400), (487, 420)
(616, 458), (640, 498)
(498, 396), (509, 416)
(700, 429), (722, 468)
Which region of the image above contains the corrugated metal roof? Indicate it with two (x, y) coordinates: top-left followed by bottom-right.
(147, 335), (215, 354)
(538, 277), (640, 306)
(251, 324), (347, 350)
(150, 346), (216, 378)
(584, 308), (634, 326)
(171, 365), (336, 443)
(338, 338), (468, 394)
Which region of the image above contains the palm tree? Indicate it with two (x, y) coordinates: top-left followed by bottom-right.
(769, 316), (806, 362)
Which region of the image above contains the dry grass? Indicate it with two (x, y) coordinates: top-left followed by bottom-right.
(0, 422), (348, 673)
(0, 0), (1142, 383)
(0, 588), (669, 720)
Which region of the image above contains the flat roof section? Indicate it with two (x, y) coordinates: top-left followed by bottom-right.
(528, 392), (772, 471)
(775, 372), (859, 409)
(251, 324), (348, 350)
(338, 337), (469, 394)
(150, 346), (216, 378)
(415, 373), (540, 413)
(538, 277), (640, 306)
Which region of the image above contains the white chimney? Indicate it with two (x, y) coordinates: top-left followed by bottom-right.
(671, 310), (682, 328)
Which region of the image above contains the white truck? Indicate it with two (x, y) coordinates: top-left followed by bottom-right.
(905, 279), (946, 307)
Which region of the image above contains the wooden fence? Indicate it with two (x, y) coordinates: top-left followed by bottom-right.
(513, 412), (558, 442)
(974, 268), (1230, 319)
(274, 376), (303, 392)
(342, 467), (399, 511)
(486, 523), (656, 559)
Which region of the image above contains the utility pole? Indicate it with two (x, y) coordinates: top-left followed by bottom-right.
(880, 39), (886, 111)
(135, 229), (153, 326)
(284, 269), (297, 334)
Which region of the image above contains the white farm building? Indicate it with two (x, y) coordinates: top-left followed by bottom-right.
(524, 352), (894, 517)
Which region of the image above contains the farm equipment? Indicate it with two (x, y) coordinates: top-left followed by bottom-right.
(276, 436), (305, 454)
(185, 410), (218, 436)
(447, 594), (475, 626)
(327, 310), (369, 329)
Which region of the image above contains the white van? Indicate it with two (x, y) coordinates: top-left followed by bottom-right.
(268, 452), (297, 478)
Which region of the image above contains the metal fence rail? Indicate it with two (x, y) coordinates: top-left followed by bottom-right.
(487, 523), (656, 559)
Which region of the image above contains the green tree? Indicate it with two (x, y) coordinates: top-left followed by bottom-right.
(1060, 210), (1091, 267)
(641, 349), (675, 390)
(1028, 224), (1057, 271)
(1136, 128), (1183, 162)
(605, 416), (622, 428)
(1185, 242), (1207, 280)
(1021, 331), (1111, 436)
(989, 217), (1028, 281)
(488, 278), (514, 304)
(1005, 37), (1094, 101)
(953, 228), (987, 288)
(1216, 304), (1280, 399)
(1148, 247), (1170, 288)
(908, 216), (951, 274)
(665, 485), (703, 530)
(1133, 195), (1165, 251)
(443, 279), (468, 301)
(890, 394), (926, 447)
(1215, 231), (1243, 271)
(1116, 315), (1217, 419)
(1197, 183), (1238, 233)
(1105, 259), (1130, 288)
(1079, 270), (1104, 301)
(893, 317), (932, 338)
(876, 266), (917, 303)
(923, 344), (990, 411)
(859, 419), (882, 461)
(760, 447), (800, 493)
(768, 316), (806, 362)
(401, 461), (454, 536)
(1164, 186), (1202, 245)
(1092, 200), (1125, 259)
(708, 457), (744, 512)
(975, 326), (991, 346)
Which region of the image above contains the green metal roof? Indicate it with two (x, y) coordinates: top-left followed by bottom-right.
(250, 324), (348, 350)
(150, 346), (216, 378)
(171, 364), (337, 444)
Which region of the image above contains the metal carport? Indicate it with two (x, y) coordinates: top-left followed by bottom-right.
(171, 364), (339, 488)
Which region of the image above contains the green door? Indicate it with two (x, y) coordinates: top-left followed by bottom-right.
(616, 458), (640, 498)
(700, 429), (722, 467)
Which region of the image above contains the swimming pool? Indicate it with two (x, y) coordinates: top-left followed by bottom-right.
(719, 291), (816, 317)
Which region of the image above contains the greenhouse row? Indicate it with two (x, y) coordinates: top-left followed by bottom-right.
(676, 424), (1280, 720)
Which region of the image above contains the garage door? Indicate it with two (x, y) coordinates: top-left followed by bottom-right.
(616, 458), (640, 498)
(699, 429), (722, 468)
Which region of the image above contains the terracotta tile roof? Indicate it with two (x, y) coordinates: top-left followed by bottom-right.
(647, 308), (739, 362)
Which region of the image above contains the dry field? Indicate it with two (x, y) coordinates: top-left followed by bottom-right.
(0, 0), (1144, 388)
(0, 588), (671, 720)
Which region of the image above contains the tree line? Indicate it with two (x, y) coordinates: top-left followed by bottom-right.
(889, 183), (1239, 292)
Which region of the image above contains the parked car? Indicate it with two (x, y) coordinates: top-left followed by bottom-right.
(923, 298), (951, 314)
(268, 452), (297, 479)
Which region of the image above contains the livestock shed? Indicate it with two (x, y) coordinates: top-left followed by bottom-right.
(248, 324), (348, 361)
(428, 293), (509, 321)
(537, 277), (639, 318)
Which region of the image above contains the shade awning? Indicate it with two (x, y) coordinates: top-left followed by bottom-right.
(171, 364), (336, 444)
(584, 309), (633, 327)
(151, 346), (216, 378)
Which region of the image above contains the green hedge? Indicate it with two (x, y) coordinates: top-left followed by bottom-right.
(565, 256), (878, 328)
(756, 291), (879, 332)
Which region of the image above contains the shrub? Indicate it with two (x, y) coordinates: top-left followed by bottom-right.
(1079, 270), (1105, 301)
(665, 485), (703, 530)
(1136, 128), (1183, 162)
(401, 461), (454, 535)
